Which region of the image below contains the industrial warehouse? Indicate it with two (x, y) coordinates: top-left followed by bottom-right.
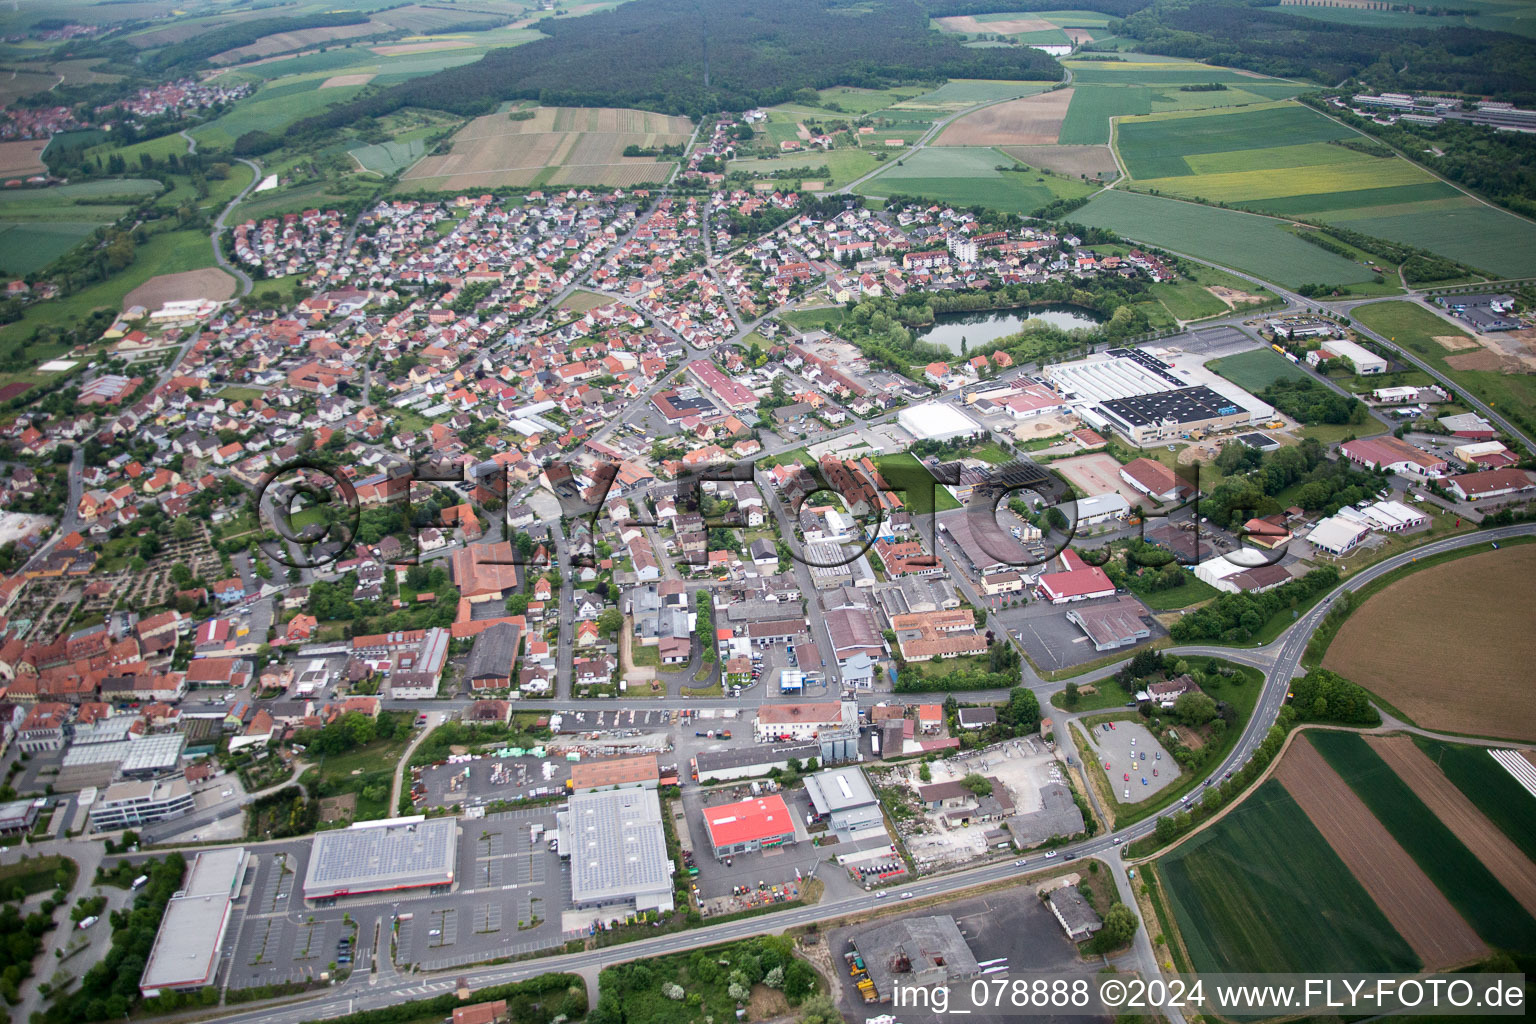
(556, 788), (675, 916)
(302, 816), (459, 900)
(1042, 347), (1272, 445)
(139, 848), (249, 997)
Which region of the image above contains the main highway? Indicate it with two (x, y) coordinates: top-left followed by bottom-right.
(173, 521), (1536, 1024)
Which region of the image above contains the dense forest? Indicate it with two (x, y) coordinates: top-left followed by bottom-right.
(920, 0), (1151, 16)
(290, 0), (1062, 132)
(1112, 0), (1536, 103)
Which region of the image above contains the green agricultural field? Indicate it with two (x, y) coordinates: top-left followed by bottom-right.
(1158, 779), (1421, 974)
(1207, 347), (1310, 391)
(1410, 738), (1536, 863)
(1352, 301), (1536, 439)
(1321, 197), (1536, 280)
(1117, 104), (1352, 179)
(1065, 63), (1269, 85)
(855, 146), (1095, 213)
(897, 79), (1053, 108)
(1072, 190), (1373, 288)
(728, 148), (879, 188)
(350, 137), (429, 175)
(191, 75), (367, 149)
(772, 84), (932, 118)
(0, 222), (109, 276)
(0, 226), (215, 359)
(0, 179), (164, 275)
(1058, 85), (1149, 145)
(1146, 85), (1298, 111)
(1274, 0), (1536, 37)
(1308, 731), (1536, 953)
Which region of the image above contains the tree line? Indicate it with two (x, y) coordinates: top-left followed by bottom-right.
(1111, 0), (1536, 104)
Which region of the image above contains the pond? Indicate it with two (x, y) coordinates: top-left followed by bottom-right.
(916, 305), (1105, 354)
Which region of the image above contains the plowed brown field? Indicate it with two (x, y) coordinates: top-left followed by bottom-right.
(1277, 735), (1485, 969)
(1322, 546), (1536, 740)
(937, 89), (1074, 146)
(1368, 735), (1536, 917)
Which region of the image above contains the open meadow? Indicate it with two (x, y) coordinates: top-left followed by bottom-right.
(1322, 545), (1536, 740)
(1156, 777), (1421, 974)
(854, 146), (1096, 213)
(400, 105), (691, 190)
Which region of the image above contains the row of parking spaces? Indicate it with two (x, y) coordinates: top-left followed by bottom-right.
(226, 914), (356, 991)
(254, 854), (297, 913)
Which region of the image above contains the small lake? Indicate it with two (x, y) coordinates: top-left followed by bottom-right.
(917, 305), (1105, 354)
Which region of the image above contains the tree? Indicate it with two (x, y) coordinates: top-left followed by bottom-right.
(1089, 902), (1138, 953)
(1173, 692), (1217, 725)
(918, 762), (931, 782)
(796, 993), (844, 1024)
(960, 773), (993, 797)
(1063, 682), (1081, 709)
(597, 607), (623, 636)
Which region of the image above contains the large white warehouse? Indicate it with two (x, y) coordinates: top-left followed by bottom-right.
(899, 403), (983, 442)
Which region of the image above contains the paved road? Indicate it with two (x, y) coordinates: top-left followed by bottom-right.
(159, 522), (1535, 1024)
(186, 128), (261, 298)
(1332, 294), (1536, 455)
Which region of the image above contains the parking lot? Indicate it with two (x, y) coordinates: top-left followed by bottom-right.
(224, 846), (365, 992)
(395, 807), (572, 969)
(997, 595), (1163, 672)
(1081, 719), (1182, 804)
(218, 809), (577, 991)
(827, 886), (1107, 1024)
(415, 754), (572, 810)
(675, 784), (862, 913)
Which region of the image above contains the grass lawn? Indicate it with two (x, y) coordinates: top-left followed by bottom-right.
(1308, 730), (1536, 953)
(1148, 278), (1228, 321)
(1206, 347), (1310, 392)
(779, 306), (845, 331)
(558, 289), (612, 312)
(1410, 737), (1536, 863)
(1050, 682), (1133, 712)
(1353, 301), (1536, 440)
(1158, 778), (1420, 973)
(629, 644), (660, 668)
(1299, 422), (1368, 444)
(873, 451), (962, 513)
(1124, 570), (1221, 610)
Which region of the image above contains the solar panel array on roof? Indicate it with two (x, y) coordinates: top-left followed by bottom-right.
(1099, 386), (1246, 428)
